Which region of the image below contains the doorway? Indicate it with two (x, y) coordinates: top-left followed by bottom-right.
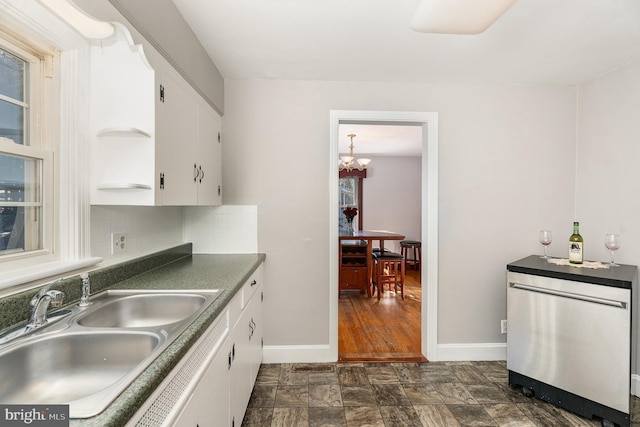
(338, 123), (422, 361)
(329, 110), (439, 362)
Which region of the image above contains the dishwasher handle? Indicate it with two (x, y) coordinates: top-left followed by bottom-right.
(509, 282), (627, 309)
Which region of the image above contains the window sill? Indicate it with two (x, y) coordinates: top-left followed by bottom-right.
(0, 257), (103, 291)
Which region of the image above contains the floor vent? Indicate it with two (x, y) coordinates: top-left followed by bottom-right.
(292, 364), (335, 373)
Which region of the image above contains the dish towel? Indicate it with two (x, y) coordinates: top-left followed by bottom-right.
(547, 258), (610, 269)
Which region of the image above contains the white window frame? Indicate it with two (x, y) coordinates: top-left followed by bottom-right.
(0, 32), (56, 267)
(0, 1), (101, 291)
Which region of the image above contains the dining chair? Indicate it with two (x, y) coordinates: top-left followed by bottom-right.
(373, 252), (405, 300)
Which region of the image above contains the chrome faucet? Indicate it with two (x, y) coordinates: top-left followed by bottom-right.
(27, 278), (65, 329)
(78, 273), (92, 307)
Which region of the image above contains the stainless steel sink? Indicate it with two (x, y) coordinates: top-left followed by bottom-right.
(77, 292), (208, 328)
(0, 288), (223, 418)
(0, 331), (161, 416)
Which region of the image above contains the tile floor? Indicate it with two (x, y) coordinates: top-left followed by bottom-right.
(242, 361), (639, 427)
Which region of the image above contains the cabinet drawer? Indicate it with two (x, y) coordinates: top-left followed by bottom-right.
(242, 265), (264, 309)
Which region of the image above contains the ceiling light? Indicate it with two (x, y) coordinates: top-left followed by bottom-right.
(339, 134), (371, 171)
(411, 0), (517, 34)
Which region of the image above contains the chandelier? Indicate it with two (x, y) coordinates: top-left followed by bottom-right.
(339, 134), (371, 171)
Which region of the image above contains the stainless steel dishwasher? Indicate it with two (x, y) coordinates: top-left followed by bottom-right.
(507, 256), (638, 427)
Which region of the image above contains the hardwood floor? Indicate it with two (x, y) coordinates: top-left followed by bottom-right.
(338, 268), (425, 362)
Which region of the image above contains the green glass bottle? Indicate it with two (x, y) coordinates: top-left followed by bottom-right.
(569, 221), (583, 264)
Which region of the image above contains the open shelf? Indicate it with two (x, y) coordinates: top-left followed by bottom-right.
(96, 183), (152, 190)
(97, 127), (152, 138)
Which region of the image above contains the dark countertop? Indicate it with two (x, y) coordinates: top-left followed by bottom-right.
(507, 255), (638, 289)
(70, 253), (266, 427)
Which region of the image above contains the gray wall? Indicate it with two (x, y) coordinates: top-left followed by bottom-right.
(221, 79), (577, 349)
(574, 61), (640, 388)
(362, 155), (422, 255)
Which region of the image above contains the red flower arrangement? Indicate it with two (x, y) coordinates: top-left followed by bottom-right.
(343, 207), (358, 222)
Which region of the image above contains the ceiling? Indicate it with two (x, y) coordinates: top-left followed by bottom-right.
(171, 0), (640, 156)
(337, 124), (422, 157)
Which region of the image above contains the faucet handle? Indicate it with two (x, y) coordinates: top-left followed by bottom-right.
(30, 278), (63, 308)
(48, 290), (65, 308)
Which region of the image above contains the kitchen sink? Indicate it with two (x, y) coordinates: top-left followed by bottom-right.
(77, 292), (210, 328)
(0, 331), (161, 416)
(0, 288), (223, 418)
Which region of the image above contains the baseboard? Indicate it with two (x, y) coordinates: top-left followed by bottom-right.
(436, 342), (506, 361)
(262, 343), (507, 364)
(632, 374), (640, 397)
(262, 345), (336, 364)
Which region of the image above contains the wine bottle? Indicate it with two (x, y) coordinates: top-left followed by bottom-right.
(569, 221), (583, 264)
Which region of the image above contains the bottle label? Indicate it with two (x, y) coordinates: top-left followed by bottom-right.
(569, 242), (583, 263)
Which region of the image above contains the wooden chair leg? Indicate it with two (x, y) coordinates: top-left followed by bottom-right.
(399, 259), (405, 300)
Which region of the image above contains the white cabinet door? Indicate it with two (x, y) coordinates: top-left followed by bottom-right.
(190, 337), (231, 427)
(230, 303), (253, 427)
(248, 289), (263, 386)
(196, 101), (222, 205)
(172, 391), (198, 427)
(156, 70), (199, 206)
(229, 282), (263, 427)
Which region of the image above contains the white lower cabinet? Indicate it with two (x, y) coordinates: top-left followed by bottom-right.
(230, 281), (263, 426)
(127, 264), (264, 427)
(173, 336), (231, 426)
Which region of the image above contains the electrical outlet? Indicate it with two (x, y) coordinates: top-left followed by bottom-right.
(501, 319), (507, 334)
(111, 232), (128, 254)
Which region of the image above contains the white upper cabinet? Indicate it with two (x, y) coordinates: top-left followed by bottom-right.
(196, 99), (223, 206)
(156, 68), (222, 206)
(89, 24), (222, 206)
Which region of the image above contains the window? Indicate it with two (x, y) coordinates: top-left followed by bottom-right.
(338, 169), (366, 232)
(0, 38), (53, 263)
(0, 2), (99, 288)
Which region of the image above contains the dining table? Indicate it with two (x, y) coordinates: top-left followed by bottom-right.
(339, 229), (406, 296)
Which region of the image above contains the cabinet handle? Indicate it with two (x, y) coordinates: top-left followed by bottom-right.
(251, 279), (257, 287)
(193, 164), (199, 182)
(228, 350), (232, 369)
(199, 166), (204, 183)
(249, 318), (256, 339)
(218, 185), (221, 196)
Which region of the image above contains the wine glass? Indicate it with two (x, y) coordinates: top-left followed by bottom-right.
(604, 234), (621, 266)
(539, 230), (552, 259)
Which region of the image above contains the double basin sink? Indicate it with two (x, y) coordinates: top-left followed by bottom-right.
(0, 289), (223, 418)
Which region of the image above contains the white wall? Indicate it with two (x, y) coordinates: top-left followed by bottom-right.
(362, 156), (421, 254)
(222, 79), (577, 354)
(575, 61), (640, 389)
(575, 61), (640, 265)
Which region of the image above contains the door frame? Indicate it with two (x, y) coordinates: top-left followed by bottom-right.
(329, 110), (439, 361)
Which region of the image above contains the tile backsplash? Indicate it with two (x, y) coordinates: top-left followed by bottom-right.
(90, 205), (258, 264)
(91, 206), (184, 265)
(184, 205), (258, 254)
